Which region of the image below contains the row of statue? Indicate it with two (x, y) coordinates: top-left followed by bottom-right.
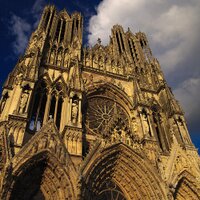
(31, 135), (66, 163)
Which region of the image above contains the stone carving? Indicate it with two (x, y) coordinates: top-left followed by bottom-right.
(177, 119), (190, 144)
(0, 94), (8, 113)
(142, 113), (150, 135)
(64, 48), (70, 67)
(15, 73), (23, 85)
(18, 92), (29, 114)
(132, 118), (138, 133)
(71, 100), (78, 124)
(50, 49), (56, 64)
(57, 50), (62, 66)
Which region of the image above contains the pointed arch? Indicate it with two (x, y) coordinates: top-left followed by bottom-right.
(86, 81), (133, 111)
(1, 121), (77, 200)
(172, 170), (200, 200)
(2, 151), (76, 200)
(81, 143), (167, 200)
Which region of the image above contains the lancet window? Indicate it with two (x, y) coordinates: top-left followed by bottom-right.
(116, 32), (122, 54)
(152, 111), (170, 152)
(29, 81), (64, 131)
(48, 83), (64, 129)
(44, 11), (50, 29)
(49, 85), (64, 130)
(55, 19), (62, 41)
(29, 81), (47, 131)
(60, 21), (66, 42)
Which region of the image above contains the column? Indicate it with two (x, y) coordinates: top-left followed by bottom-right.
(43, 93), (51, 124)
(78, 98), (82, 126)
(146, 112), (154, 137)
(54, 96), (59, 123)
(68, 98), (72, 124)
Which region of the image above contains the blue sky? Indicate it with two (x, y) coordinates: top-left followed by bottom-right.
(0, 0), (200, 151)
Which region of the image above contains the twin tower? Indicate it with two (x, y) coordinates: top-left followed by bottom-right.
(0, 5), (200, 200)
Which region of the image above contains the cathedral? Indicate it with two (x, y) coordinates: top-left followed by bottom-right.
(0, 4), (200, 200)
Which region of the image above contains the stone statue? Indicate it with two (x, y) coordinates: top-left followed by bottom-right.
(177, 120), (189, 144)
(28, 36), (37, 52)
(57, 50), (62, 66)
(15, 73), (23, 85)
(19, 92), (29, 114)
(132, 118), (138, 133)
(50, 49), (55, 64)
(0, 97), (6, 113)
(142, 113), (150, 135)
(71, 100), (78, 123)
(49, 136), (56, 150)
(64, 49), (70, 67)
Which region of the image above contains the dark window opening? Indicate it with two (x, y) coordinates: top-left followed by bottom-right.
(71, 19), (75, 41)
(29, 92), (41, 131)
(37, 93), (47, 129)
(44, 11), (50, 28)
(29, 82), (47, 132)
(116, 32), (122, 54)
(60, 21), (66, 42)
(119, 32), (125, 51)
(56, 97), (63, 129)
(153, 115), (164, 151)
(132, 40), (138, 61)
(49, 95), (56, 119)
(55, 19), (61, 41)
(128, 39), (134, 59)
(76, 19), (79, 31)
(47, 10), (55, 34)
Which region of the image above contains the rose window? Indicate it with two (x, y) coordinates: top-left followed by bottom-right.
(86, 97), (129, 136)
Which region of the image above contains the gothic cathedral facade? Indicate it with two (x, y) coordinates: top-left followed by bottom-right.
(0, 5), (200, 200)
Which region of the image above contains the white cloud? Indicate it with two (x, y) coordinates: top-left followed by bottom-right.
(9, 0), (46, 55)
(174, 78), (200, 125)
(88, 0), (200, 74)
(32, 0), (46, 28)
(10, 15), (31, 55)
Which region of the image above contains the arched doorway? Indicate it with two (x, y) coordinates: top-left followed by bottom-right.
(3, 151), (75, 200)
(174, 177), (200, 200)
(10, 160), (46, 200)
(81, 143), (167, 200)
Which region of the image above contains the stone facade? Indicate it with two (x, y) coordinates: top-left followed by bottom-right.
(0, 5), (200, 200)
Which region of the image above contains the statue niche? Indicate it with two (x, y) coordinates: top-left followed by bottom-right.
(141, 109), (150, 136)
(18, 92), (29, 114)
(71, 96), (79, 124)
(49, 47), (56, 65)
(0, 92), (9, 114)
(56, 48), (63, 66)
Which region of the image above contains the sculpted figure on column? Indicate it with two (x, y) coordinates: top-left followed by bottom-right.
(142, 113), (150, 135)
(71, 100), (78, 124)
(19, 92), (29, 114)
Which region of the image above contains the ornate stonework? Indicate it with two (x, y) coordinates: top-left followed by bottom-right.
(0, 5), (200, 200)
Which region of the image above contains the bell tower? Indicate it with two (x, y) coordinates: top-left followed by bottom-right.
(0, 5), (83, 160)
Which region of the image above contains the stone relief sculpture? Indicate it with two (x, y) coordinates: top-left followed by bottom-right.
(50, 49), (56, 64)
(0, 94), (8, 114)
(15, 73), (23, 85)
(18, 92), (29, 114)
(142, 112), (150, 135)
(57, 50), (62, 66)
(71, 100), (78, 124)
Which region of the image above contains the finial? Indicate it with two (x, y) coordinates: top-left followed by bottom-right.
(97, 38), (101, 45)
